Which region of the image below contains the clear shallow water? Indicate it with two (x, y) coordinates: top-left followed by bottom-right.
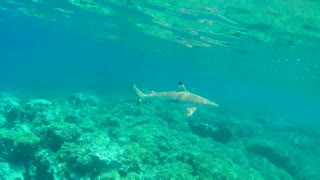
(0, 0), (319, 179)
(1, 12), (318, 125)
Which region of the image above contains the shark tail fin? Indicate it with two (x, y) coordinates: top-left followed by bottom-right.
(132, 83), (145, 105)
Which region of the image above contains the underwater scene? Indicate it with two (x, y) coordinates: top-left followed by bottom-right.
(0, 0), (320, 179)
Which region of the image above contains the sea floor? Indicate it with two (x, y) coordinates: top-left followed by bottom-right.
(0, 91), (319, 179)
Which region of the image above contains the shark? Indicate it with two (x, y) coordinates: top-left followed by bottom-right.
(132, 81), (219, 116)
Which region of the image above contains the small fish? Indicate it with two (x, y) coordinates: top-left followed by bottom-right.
(132, 81), (219, 116)
(256, 118), (266, 124)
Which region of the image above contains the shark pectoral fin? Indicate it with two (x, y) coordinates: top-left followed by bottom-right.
(186, 107), (197, 116)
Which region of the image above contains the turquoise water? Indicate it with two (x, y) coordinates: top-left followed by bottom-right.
(0, 0), (319, 179)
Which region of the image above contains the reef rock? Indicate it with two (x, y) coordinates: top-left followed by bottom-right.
(69, 93), (99, 106)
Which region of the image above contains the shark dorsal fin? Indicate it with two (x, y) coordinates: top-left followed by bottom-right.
(177, 81), (187, 92)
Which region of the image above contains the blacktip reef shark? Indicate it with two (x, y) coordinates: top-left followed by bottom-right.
(132, 81), (219, 116)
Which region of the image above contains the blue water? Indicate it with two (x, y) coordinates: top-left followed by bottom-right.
(1, 11), (318, 127)
(0, 2), (320, 178)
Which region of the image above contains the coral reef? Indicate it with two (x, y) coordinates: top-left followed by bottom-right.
(0, 93), (319, 179)
(0, 129), (40, 163)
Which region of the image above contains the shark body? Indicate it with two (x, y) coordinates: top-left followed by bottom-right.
(133, 82), (219, 116)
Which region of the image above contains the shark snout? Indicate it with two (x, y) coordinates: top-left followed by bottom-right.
(207, 101), (219, 107)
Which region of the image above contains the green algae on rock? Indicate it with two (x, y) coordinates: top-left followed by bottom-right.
(0, 129), (40, 163)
